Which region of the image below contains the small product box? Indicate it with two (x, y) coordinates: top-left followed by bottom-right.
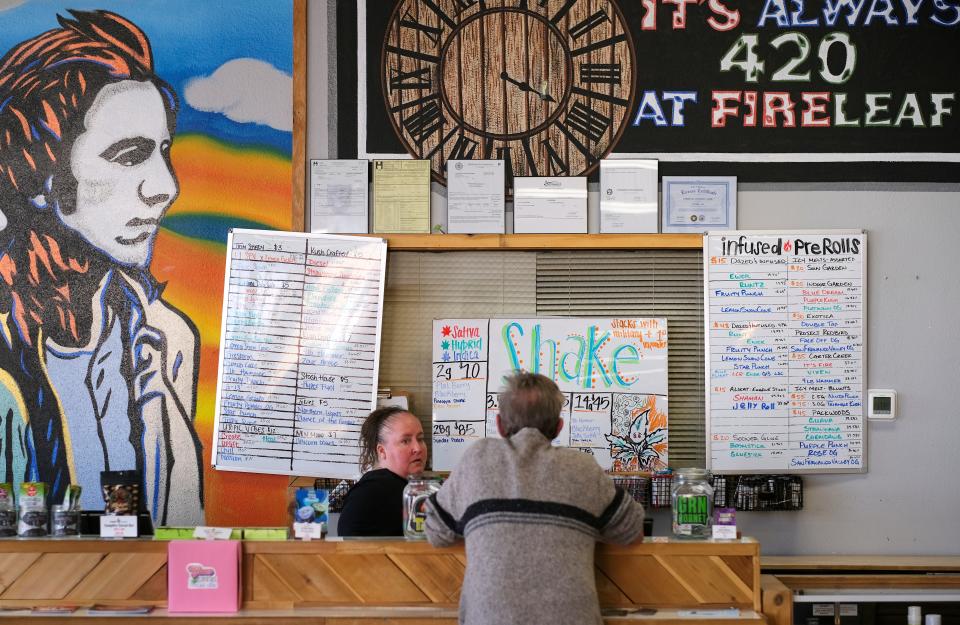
(17, 482), (47, 537)
(0, 483), (15, 537)
(167, 540), (241, 612)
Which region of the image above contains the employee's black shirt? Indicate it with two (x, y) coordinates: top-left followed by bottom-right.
(337, 468), (407, 537)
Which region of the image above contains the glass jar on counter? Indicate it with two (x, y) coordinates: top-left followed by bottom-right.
(402, 477), (440, 540)
(671, 468), (714, 539)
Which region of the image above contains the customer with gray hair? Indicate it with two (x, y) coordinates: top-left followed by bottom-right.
(425, 371), (645, 625)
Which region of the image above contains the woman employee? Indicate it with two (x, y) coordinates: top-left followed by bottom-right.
(337, 406), (428, 536)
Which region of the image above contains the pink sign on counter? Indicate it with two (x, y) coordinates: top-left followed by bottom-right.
(167, 540), (241, 612)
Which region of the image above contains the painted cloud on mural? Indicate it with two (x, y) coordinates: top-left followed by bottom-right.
(185, 59), (293, 132)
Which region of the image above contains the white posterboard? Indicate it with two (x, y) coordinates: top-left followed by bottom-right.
(432, 318), (669, 472)
(705, 231), (867, 474)
(212, 229), (387, 478)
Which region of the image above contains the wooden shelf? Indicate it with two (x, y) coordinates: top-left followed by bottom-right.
(762, 555), (960, 572)
(355, 233), (704, 251)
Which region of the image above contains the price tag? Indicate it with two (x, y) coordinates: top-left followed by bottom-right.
(712, 524), (738, 539)
(193, 526), (233, 540)
(293, 522), (324, 541)
(99, 515), (138, 538)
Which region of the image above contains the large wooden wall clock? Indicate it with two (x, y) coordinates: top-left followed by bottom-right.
(382, 0), (636, 183)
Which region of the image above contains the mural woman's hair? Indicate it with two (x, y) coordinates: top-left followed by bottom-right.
(0, 9), (178, 203)
(0, 10), (179, 346)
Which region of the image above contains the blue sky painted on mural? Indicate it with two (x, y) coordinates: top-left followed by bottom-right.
(0, 0), (293, 154)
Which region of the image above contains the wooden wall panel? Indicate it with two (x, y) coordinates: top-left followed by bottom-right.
(2, 553), (103, 599)
(66, 553), (166, 600)
(256, 554), (362, 603)
(0, 553), (41, 594)
(0, 538), (762, 617)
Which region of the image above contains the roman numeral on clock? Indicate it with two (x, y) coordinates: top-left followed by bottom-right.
(571, 86), (629, 107)
(389, 67), (432, 92)
(400, 10), (442, 45)
(386, 44), (440, 65)
(401, 100), (445, 145)
(579, 63), (621, 85)
(448, 133), (479, 160)
(454, 0), (486, 13)
(483, 141), (514, 173)
(421, 0), (457, 28)
(564, 101), (612, 142)
(520, 137), (540, 176)
(550, 0), (580, 25)
(542, 140), (569, 176)
(568, 10), (609, 40)
(571, 33), (627, 57)
(496, 145), (514, 176)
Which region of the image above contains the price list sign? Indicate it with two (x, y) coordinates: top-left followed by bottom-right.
(705, 231), (866, 474)
(432, 318), (669, 472)
(212, 230), (387, 478)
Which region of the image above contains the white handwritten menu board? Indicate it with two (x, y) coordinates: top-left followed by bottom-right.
(212, 230), (387, 478)
(432, 318), (669, 472)
(705, 231), (867, 474)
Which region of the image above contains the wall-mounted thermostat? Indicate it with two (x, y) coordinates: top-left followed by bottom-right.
(867, 389), (897, 420)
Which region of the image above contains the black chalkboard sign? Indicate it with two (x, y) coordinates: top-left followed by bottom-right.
(341, 0), (960, 182)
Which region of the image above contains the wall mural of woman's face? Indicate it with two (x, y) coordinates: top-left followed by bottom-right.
(59, 79), (178, 268)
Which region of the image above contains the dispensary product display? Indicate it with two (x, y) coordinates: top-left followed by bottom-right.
(100, 470), (141, 515)
(294, 488), (329, 528)
(17, 482), (48, 537)
(0, 483), (15, 537)
(50, 485), (83, 537)
(671, 468), (714, 539)
(402, 477), (440, 540)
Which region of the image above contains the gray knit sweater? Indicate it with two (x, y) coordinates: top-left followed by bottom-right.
(425, 427), (645, 625)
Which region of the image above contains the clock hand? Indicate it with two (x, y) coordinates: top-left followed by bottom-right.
(500, 71), (556, 102)
(499, 70), (530, 92)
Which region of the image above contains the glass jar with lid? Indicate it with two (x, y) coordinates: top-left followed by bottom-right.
(671, 468), (714, 539)
(402, 477), (440, 540)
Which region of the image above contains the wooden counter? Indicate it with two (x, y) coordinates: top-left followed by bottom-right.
(0, 537), (765, 623)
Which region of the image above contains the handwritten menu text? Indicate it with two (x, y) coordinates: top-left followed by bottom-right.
(213, 231), (386, 478)
(706, 232), (865, 473)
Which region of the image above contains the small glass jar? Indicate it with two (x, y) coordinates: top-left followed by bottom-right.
(671, 468), (714, 539)
(50, 505), (80, 537)
(402, 477), (440, 540)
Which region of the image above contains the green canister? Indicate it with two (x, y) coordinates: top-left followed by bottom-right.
(671, 468), (714, 539)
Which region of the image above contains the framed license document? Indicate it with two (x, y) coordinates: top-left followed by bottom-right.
(447, 160), (505, 234)
(372, 159), (431, 233)
(310, 160), (368, 233)
(599, 159), (658, 233)
(513, 176), (587, 234)
(661, 176), (737, 233)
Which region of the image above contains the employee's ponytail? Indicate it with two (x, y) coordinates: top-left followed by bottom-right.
(358, 406), (409, 472)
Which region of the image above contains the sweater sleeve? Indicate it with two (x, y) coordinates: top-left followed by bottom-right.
(424, 467), (464, 547)
(597, 486), (646, 545)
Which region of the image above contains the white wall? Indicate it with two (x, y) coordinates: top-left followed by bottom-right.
(668, 187), (960, 555)
(308, 2), (960, 555)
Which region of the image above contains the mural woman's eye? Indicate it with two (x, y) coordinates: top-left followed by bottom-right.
(99, 137), (156, 166)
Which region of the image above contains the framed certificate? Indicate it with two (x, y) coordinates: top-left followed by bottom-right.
(661, 176), (737, 233)
(310, 160), (368, 233)
(372, 159), (431, 233)
(447, 160), (505, 234)
(599, 159), (658, 233)
(513, 177), (587, 234)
